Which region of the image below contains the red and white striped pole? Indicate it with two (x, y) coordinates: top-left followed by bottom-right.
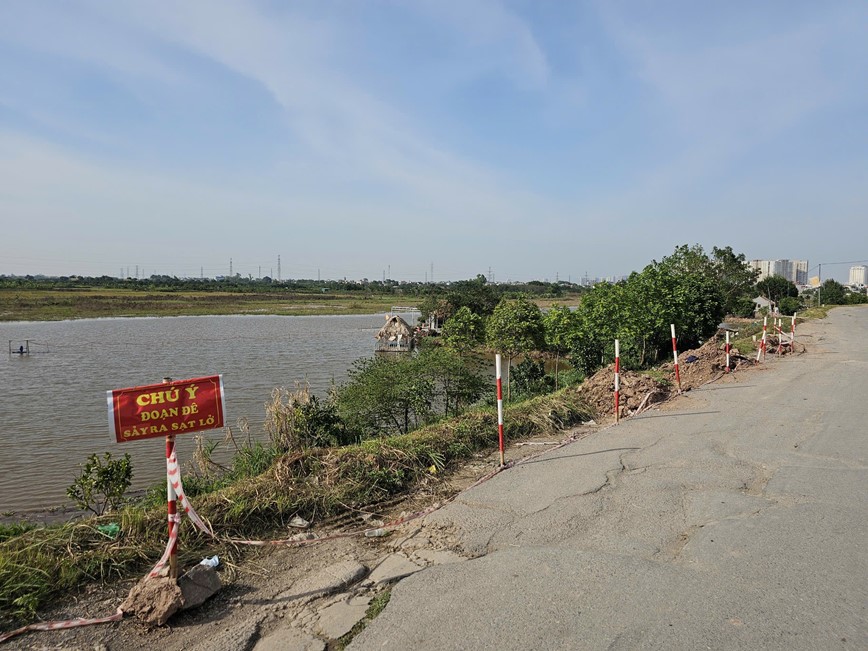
(614, 339), (620, 424)
(163, 377), (178, 579)
(791, 313), (796, 347)
(779, 318), (786, 353)
(670, 324), (681, 391)
(495, 353), (505, 466)
(756, 316), (768, 362)
(725, 331), (731, 373)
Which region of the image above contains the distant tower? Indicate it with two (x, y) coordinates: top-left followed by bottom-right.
(430, 262), (434, 283)
(135, 265), (139, 279)
(201, 266), (204, 279)
(278, 255), (281, 282)
(230, 258), (233, 276)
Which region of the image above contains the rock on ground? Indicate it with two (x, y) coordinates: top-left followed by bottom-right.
(119, 577), (184, 626)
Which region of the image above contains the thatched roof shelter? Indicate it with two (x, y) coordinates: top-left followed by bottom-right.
(376, 314), (415, 351)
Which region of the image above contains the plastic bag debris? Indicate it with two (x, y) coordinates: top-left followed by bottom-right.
(96, 523), (121, 539)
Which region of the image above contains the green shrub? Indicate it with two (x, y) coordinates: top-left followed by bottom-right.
(66, 452), (133, 515)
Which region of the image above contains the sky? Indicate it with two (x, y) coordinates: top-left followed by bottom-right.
(0, 1), (866, 283)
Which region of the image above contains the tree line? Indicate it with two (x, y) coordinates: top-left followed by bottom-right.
(304, 244), (770, 443)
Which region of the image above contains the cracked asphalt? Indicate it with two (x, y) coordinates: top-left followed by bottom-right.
(352, 307), (868, 650)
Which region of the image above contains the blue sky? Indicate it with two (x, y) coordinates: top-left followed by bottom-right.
(1, 1), (866, 282)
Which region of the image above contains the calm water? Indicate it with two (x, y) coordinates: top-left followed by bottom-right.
(0, 313), (408, 513)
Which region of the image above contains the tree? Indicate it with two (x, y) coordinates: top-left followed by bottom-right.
(778, 296), (801, 316)
(441, 306), (484, 352)
(485, 297), (545, 400)
(710, 246), (760, 316)
(818, 279), (846, 305)
(543, 304), (576, 389)
(416, 346), (486, 417)
(755, 275), (798, 307)
(335, 355), (434, 437)
(567, 245), (726, 375)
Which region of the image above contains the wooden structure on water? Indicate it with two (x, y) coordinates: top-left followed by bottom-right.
(7, 340), (50, 355)
(375, 314), (416, 352)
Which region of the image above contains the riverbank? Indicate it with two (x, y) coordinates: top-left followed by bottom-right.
(0, 287), (582, 322)
(0, 288), (403, 321)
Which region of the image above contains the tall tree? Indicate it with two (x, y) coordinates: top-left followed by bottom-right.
(485, 297), (545, 400)
(543, 304), (576, 389)
(441, 306), (484, 352)
(756, 275), (798, 307)
(710, 246), (760, 316)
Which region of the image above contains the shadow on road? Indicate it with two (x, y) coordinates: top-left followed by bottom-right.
(699, 384), (754, 390)
(522, 447), (640, 465)
(632, 410), (720, 420)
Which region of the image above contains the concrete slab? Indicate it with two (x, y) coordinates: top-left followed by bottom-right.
(315, 594), (371, 639)
(366, 554), (423, 586)
(254, 627), (326, 651)
(278, 560), (367, 603)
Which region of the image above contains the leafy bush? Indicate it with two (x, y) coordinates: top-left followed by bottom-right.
(66, 452), (133, 515)
(511, 358), (554, 398)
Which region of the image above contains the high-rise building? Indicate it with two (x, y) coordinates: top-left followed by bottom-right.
(849, 265), (868, 286)
(748, 259), (808, 286)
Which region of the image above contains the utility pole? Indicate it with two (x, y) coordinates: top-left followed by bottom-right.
(229, 258), (233, 277)
(278, 255), (281, 282)
(818, 263), (822, 306)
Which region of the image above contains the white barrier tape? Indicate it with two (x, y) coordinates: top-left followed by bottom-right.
(167, 450), (214, 537)
(0, 609), (123, 643)
(147, 514), (181, 578)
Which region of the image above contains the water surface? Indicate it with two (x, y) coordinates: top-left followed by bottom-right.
(0, 314), (399, 512)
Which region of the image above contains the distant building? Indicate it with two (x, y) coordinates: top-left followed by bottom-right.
(848, 265), (868, 287)
(749, 259), (808, 286)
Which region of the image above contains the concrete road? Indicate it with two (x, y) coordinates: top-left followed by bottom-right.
(352, 307), (868, 650)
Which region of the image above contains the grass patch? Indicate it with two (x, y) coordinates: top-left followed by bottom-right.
(0, 388), (592, 628)
(797, 305), (832, 320)
(336, 589), (392, 649)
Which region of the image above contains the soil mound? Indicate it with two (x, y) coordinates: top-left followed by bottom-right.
(578, 337), (738, 421)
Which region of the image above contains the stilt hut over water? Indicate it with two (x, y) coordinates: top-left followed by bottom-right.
(376, 314), (415, 352)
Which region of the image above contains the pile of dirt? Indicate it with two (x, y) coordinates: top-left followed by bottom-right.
(578, 366), (671, 421)
(659, 337), (728, 392)
(578, 336), (752, 422)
